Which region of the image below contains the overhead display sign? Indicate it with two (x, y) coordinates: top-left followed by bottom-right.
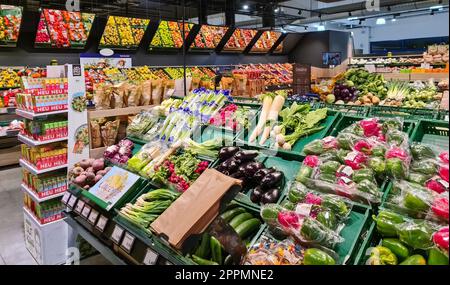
(223, 28), (258, 52)
(0, 5), (23, 47)
(149, 20), (193, 50)
(99, 16), (150, 50)
(34, 9), (95, 49)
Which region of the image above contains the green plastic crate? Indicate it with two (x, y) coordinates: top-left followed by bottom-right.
(368, 106), (438, 121)
(313, 102), (369, 117)
(251, 203), (371, 265)
(330, 114), (415, 138)
(411, 119), (449, 150)
(238, 109), (341, 160)
(436, 110), (449, 121)
(353, 221), (376, 265)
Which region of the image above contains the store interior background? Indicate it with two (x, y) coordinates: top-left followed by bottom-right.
(0, 0), (448, 265)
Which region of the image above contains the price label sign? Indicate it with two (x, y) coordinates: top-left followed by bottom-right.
(95, 215), (108, 232)
(81, 205), (91, 219)
(111, 225), (124, 244)
(142, 248), (159, 265)
(61, 192), (71, 205)
(88, 209), (99, 225)
(74, 200), (85, 214)
(67, 196), (78, 209)
(120, 232), (135, 253)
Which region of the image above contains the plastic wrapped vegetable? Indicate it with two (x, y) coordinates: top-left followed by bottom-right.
(410, 142), (436, 161)
(127, 111), (158, 138)
(396, 219), (438, 250)
(433, 226), (449, 251)
(127, 141), (166, 172)
(303, 136), (338, 155)
(366, 246), (398, 265)
(373, 210), (406, 237)
(385, 147), (411, 179)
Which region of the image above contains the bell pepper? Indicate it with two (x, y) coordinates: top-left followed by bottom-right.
(386, 130), (408, 147)
(296, 165), (314, 184)
(337, 133), (357, 150)
(316, 210), (338, 230)
(278, 211), (300, 229)
(439, 152), (449, 164)
(382, 238), (410, 261)
(386, 158), (407, 179)
(426, 178), (447, 194)
(411, 160), (438, 176)
(359, 118), (381, 138)
(386, 147), (409, 161)
(336, 149), (350, 164)
(372, 144), (387, 158)
(304, 155), (320, 168)
(303, 248), (336, 265)
(318, 173), (336, 184)
(403, 191), (431, 213)
(373, 210), (405, 237)
(408, 172), (432, 186)
(300, 217), (341, 248)
(410, 142), (435, 161)
(367, 246), (398, 265)
(433, 227), (449, 251)
(357, 179), (380, 198)
(344, 151), (367, 170)
(288, 185), (307, 204)
(305, 193), (322, 205)
(354, 140), (373, 155)
(439, 165), (449, 183)
(399, 254), (426, 265)
(319, 160), (341, 175)
(431, 196), (449, 220)
(321, 195), (350, 218)
(353, 168), (375, 183)
(397, 220), (435, 249)
(428, 247), (449, 265)
(382, 119), (403, 134)
(368, 157), (386, 175)
(303, 140), (325, 155)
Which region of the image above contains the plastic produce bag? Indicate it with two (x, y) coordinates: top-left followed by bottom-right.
(396, 219), (439, 250)
(126, 111), (158, 139)
(303, 136), (339, 155)
(385, 146), (411, 179)
(127, 140), (167, 172)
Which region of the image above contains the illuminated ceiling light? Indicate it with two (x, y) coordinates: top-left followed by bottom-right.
(376, 17), (386, 25)
(429, 5), (443, 10)
(317, 24), (325, 31)
(243, 4), (249, 10)
(348, 16), (358, 21)
(391, 18), (397, 22)
(274, 7), (280, 13)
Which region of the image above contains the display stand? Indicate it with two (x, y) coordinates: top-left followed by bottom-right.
(16, 74), (69, 265)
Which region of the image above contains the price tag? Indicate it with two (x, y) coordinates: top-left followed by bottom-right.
(67, 196), (78, 209)
(295, 203), (312, 216)
(61, 192), (71, 205)
(142, 248), (159, 265)
(88, 209), (99, 225)
(95, 215), (108, 232)
(111, 225), (124, 244)
(74, 200), (85, 214)
(81, 205), (91, 219)
(120, 232), (135, 253)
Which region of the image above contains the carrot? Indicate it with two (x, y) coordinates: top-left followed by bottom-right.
(248, 93), (274, 143)
(259, 94), (286, 145)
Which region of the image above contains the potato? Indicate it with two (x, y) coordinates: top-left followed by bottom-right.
(92, 159), (105, 172)
(354, 100), (362, 106)
(74, 175), (87, 186)
(79, 159), (90, 170)
(372, 96), (380, 104)
(94, 174), (103, 183)
(72, 166), (84, 176)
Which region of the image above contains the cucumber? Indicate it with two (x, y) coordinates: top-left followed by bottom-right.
(220, 207), (246, 222)
(194, 232), (211, 259)
(210, 236), (223, 265)
(229, 212), (253, 229)
(192, 255), (218, 266)
(235, 218), (261, 239)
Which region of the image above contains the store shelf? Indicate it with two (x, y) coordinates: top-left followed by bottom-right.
(18, 133), (67, 146)
(88, 105), (155, 119)
(0, 107), (16, 114)
(19, 159), (67, 175)
(22, 206), (64, 228)
(21, 183), (66, 203)
(16, 109), (68, 120)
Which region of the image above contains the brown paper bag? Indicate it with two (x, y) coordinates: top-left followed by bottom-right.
(94, 83), (112, 110)
(151, 79), (163, 105)
(191, 77), (201, 90)
(127, 83), (141, 107)
(140, 80), (152, 106)
(164, 80), (176, 99)
(90, 120), (102, 148)
(150, 169), (242, 249)
(221, 77), (234, 91)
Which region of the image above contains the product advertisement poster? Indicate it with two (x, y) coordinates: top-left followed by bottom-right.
(67, 64), (89, 166)
(80, 53), (132, 69)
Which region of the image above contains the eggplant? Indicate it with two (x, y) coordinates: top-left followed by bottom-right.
(230, 171), (243, 179)
(261, 188), (280, 204)
(260, 171), (284, 190)
(234, 150), (259, 162)
(219, 147), (241, 162)
(253, 168), (276, 181)
(250, 186), (263, 203)
(219, 158), (240, 174)
(244, 162), (265, 177)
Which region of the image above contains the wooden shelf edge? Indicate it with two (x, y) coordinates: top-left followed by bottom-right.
(88, 105), (155, 119)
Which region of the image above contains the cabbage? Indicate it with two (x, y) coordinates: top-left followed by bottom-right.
(104, 145), (119, 159)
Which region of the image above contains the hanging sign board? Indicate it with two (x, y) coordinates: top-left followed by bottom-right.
(80, 53), (132, 69)
(66, 64), (90, 167)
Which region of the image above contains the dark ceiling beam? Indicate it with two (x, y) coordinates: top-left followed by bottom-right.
(198, 0), (208, 24)
(225, 0), (235, 26)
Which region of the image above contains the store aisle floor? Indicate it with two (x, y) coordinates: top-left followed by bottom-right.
(0, 166), (37, 265)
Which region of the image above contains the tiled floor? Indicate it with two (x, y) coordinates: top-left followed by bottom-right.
(0, 166), (110, 265)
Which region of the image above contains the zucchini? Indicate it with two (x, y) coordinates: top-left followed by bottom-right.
(229, 212), (253, 229)
(220, 207), (246, 222)
(194, 232), (211, 259)
(235, 218), (261, 239)
(192, 255), (218, 266)
(210, 236), (223, 265)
